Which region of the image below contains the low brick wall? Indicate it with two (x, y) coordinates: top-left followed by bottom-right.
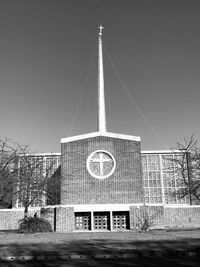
(40, 206), (75, 232)
(129, 205), (165, 230)
(164, 206), (200, 229)
(1, 205), (200, 231)
(0, 206), (74, 232)
(0, 208), (40, 230)
(40, 207), (55, 231)
(130, 205), (200, 230)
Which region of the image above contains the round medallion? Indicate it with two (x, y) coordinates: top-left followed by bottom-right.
(86, 150), (116, 179)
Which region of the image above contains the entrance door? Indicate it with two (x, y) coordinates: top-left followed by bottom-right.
(75, 212), (91, 230)
(113, 211), (130, 230)
(94, 212), (110, 230)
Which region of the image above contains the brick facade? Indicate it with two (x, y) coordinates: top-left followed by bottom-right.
(164, 207), (200, 229)
(40, 207), (55, 231)
(56, 206), (74, 232)
(0, 208), (40, 230)
(1, 206), (200, 231)
(129, 205), (165, 230)
(130, 205), (200, 230)
(61, 136), (143, 205)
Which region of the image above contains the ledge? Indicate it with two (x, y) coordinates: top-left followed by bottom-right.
(61, 131), (141, 143)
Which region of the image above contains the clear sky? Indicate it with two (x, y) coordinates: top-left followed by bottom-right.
(0, 0), (200, 152)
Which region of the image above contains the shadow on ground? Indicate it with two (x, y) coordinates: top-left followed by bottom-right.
(0, 238), (200, 266)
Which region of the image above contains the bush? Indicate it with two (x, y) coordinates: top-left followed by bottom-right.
(136, 213), (153, 232)
(135, 205), (155, 232)
(18, 216), (53, 233)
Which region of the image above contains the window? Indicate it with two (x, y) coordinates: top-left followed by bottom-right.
(142, 155), (162, 204)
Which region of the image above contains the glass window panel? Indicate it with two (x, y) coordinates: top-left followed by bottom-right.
(164, 188), (177, 204)
(150, 188), (162, 197)
(143, 172), (148, 180)
(149, 171), (160, 180)
(162, 155), (174, 170)
(142, 155), (147, 171)
(148, 155), (160, 170)
(149, 180), (157, 187)
(144, 188), (149, 196)
(163, 171), (175, 187)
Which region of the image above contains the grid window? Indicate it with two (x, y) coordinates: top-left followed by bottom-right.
(142, 154), (162, 204)
(16, 154), (61, 208)
(142, 153), (190, 205)
(161, 154), (189, 204)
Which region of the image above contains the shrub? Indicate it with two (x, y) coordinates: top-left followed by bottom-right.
(18, 216), (53, 233)
(135, 212), (153, 232)
(135, 205), (155, 232)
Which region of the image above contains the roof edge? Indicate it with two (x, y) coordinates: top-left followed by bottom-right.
(141, 150), (182, 154)
(61, 131), (141, 143)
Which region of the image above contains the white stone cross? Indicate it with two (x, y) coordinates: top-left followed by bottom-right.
(98, 25), (104, 36)
(91, 152), (111, 176)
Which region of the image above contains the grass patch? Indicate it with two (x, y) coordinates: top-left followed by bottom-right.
(0, 229), (200, 244)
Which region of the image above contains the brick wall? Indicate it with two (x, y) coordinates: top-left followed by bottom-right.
(56, 206), (74, 232)
(0, 206), (74, 232)
(40, 207), (55, 231)
(0, 208), (40, 230)
(129, 205), (165, 230)
(164, 206), (200, 229)
(130, 205), (200, 230)
(61, 136), (143, 205)
(2, 205), (200, 231)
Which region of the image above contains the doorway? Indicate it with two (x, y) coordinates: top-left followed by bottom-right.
(93, 212), (110, 230)
(112, 211), (130, 230)
(75, 212), (91, 230)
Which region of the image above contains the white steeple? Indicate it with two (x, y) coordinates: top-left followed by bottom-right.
(97, 25), (107, 133)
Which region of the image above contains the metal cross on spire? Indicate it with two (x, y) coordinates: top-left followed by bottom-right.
(98, 25), (104, 36)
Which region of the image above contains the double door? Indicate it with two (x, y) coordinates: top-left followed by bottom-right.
(113, 211), (129, 230)
(75, 212), (91, 230)
(94, 212), (110, 230)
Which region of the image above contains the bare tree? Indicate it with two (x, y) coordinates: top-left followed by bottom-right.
(171, 135), (200, 205)
(17, 149), (60, 218)
(0, 137), (60, 217)
(0, 138), (20, 208)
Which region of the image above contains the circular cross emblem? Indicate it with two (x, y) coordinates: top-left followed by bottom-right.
(87, 150), (116, 179)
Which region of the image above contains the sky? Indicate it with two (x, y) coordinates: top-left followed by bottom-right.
(0, 0), (200, 152)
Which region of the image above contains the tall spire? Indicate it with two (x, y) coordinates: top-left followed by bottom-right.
(97, 25), (107, 133)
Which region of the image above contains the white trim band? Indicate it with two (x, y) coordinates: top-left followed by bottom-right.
(61, 131), (141, 143)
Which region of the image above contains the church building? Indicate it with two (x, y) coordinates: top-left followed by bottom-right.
(36, 26), (199, 232)
(60, 26), (143, 231)
(2, 26), (200, 232)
